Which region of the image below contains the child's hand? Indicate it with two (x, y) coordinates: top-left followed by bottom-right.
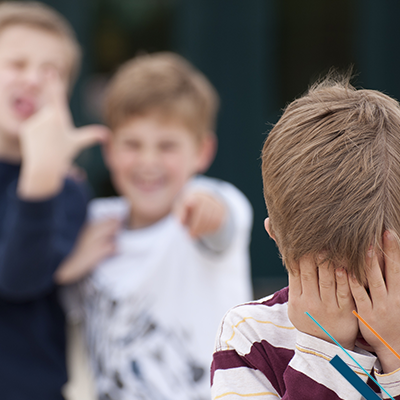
(174, 191), (226, 238)
(349, 231), (400, 374)
(54, 219), (120, 285)
(288, 255), (358, 350)
(18, 71), (109, 200)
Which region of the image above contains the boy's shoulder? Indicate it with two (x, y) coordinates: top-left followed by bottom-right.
(214, 287), (295, 354)
(88, 196), (130, 222)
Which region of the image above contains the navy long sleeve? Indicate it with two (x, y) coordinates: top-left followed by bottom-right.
(0, 160), (88, 399)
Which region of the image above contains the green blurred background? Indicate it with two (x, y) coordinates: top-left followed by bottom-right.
(37, 0), (400, 297)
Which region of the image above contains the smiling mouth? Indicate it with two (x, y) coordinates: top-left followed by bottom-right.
(134, 178), (166, 192)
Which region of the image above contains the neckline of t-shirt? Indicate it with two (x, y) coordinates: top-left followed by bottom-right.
(122, 212), (174, 236)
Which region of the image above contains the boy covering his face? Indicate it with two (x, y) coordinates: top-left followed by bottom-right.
(211, 75), (400, 399)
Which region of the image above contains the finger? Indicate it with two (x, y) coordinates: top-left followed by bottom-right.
(318, 258), (336, 304)
(349, 274), (372, 313)
(189, 201), (208, 238)
(42, 70), (71, 125)
(176, 197), (192, 226)
(383, 230), (400, 294)
(299, 255), (319, 300)
(87, 219), (120, 240)
(365, 249), (387, 303)
(207, 206), (222, 233)
(288, 261), (302, 298)
(335, 268), (354, 309)
(73, 125), (110, 153)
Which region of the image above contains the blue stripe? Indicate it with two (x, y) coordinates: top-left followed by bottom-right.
(330, 355), (380, 400)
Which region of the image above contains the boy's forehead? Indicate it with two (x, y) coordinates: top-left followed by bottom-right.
(0, 23), (67, 50)
(0, 24), (72, 72)
(114, 114), (199, 141)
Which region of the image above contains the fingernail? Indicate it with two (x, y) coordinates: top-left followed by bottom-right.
(367, 249), (374, 258)
(336, 268), (343, 277)
(385, 231), (393, 241)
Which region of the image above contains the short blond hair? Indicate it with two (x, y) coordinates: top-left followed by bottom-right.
(104, 52), (219, 139)
(262, 75), (400, 284)
(0, 2), (81, 85)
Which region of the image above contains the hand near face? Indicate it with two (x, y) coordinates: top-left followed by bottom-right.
(349, 231), (400, 374)
(174, 191), (226, 238)
(18, 71), (109, 199)
(288, 255), (358, 350)
(54, 219), (120, 285)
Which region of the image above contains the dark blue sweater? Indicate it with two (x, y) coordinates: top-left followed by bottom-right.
(0, 161), (88, 399)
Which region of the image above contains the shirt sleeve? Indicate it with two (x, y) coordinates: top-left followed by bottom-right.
(375, 365), (400, 399)
(0, 178), (89, 301)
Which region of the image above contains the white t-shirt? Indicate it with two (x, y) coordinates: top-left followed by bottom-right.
(77, 176), (253, 400)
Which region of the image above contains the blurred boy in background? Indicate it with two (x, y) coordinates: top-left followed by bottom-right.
(0, 2), (107, 399)
(58, 52), (253, 400)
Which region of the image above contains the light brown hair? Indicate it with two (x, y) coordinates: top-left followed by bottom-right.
(0, 1), (81, 84)
(262, 75), (400, 284)
(104, 52), (219, 140)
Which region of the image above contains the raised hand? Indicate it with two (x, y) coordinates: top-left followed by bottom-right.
(288, 255), (358, 350)
(174, 191), (226, 238)
(18, 70), (109, 199)
(349, 231), (400, 374)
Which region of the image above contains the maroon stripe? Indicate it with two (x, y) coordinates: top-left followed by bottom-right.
(284, 365), (343, 399)
(245, 286), (289, 307)
(211, 350), (255, 386)
(211, 339), (294, 395)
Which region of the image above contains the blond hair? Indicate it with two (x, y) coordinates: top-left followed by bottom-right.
(262, 75), (400, 284)
(0, 2), (81, 84)
(104, 52), (219, 139)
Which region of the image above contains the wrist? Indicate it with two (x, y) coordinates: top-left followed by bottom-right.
(18, 162), (65, 200)
(376, 348), (400, 374)
(54, 253), (86, 285)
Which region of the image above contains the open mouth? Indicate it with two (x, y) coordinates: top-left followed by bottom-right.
(12, 96), (36, 119)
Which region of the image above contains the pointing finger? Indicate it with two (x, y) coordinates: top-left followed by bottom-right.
(73, 125), (110, 153)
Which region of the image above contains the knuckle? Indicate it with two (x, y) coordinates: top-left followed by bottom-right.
(319, 280), (334, 290)
(336, 290), (348, 300)
(369, 280), (385, 290)
(301, 271), (315, 281)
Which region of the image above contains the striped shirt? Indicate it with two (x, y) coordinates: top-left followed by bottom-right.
(211, 287), (400, 400)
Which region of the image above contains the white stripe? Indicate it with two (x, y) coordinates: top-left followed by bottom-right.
(212, 367), (279, 399)
(216, 301), (296, 355)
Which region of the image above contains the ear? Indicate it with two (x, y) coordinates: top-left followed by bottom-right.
(264, 217), (276, 241)
(196, 133), (217, 173)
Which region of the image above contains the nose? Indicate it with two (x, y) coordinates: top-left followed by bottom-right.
(23, 67), (44, 89)
(139, 147), (160, 168)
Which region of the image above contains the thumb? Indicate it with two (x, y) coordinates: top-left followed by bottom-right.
(179, 194), (198, 226)
(73, 125), (110, 152)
